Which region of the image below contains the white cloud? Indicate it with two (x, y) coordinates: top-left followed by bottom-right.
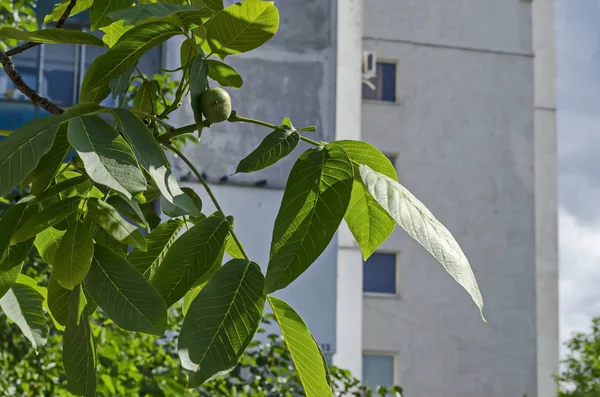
(559, 208), (600, 350)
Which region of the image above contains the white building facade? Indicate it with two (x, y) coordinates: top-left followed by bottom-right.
(166, 0), (558, 396)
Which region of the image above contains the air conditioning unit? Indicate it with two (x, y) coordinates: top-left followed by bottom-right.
(362, 51), (377, 79)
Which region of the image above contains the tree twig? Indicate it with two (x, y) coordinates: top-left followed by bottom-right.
(5, 0), (78, 57)
(0, 50), (64, 114)
(166, 143), (250, 261)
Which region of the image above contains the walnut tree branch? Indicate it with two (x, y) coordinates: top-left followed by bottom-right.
(0, 50), (64, 114)
(5, 0), (78, 57)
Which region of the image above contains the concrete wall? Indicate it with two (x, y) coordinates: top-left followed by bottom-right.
(360, 1), (542, 396)
(533, 0), (559, 395)
(168, 0), (337, 189)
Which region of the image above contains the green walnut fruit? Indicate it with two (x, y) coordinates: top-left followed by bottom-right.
(199, 87), (232, 123)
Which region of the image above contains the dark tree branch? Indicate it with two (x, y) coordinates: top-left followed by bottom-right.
(0, 50), (64, 114)
(5, 0), (77, 57)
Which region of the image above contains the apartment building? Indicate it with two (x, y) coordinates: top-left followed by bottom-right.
(0, 0), (557, 395)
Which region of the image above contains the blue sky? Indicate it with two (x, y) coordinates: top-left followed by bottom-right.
(557, 0), (600, 344)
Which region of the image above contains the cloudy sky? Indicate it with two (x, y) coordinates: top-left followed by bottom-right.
(557, 0), (600, 343)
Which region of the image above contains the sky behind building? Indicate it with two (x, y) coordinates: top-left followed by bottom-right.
(557, 0), (600, 348)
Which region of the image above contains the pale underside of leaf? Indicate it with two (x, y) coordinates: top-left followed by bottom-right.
(359, 164), (485, 318)
(0, 282), (48, 350)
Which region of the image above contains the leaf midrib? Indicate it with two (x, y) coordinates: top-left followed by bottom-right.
(93, 258), (159, 334)
(195, 262), (252, 368)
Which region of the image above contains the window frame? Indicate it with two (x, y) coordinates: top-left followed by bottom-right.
(362, 250), (401, 299)
(362, 350), (401, 389)
(362, 58), (399, 105)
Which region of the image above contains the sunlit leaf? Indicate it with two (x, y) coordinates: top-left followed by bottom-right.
(0, 116), (61, 196)
(85, 244), (167, 335)
(107, 2), (201, 25)
(47, 275), (70, 327)
(207, 60), (243, 88)
(112, 109), (200, 215)
(265, 145), (353, 293)
(83, 21), (181, 91)
(54, 221), (94, 290)
(67, 116), (146, 199)
(63, 285), (97, 396)
(151, 213), (229, 307)
(268, 296), (332, 397)
(206, 1), (279, 59)
(12, 197), (81, 244)
(44, 0), (94, 24)
(334, 140), (397, 260)
(87, 198), (147, 251)
(90, 0), (132, 30)
(179, 259), (265, 387)
(128, 219), (184, 277)
(0, 27), (104, 46)
(236, 127), (299, 173)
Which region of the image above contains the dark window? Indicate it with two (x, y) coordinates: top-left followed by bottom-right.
(362, 62), (396, 102)
(363, 253), (397, 294)
(363, 354), (395, 389)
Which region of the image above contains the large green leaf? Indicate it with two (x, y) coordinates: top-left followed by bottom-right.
(0, 116), (61, 196)
(67, 116), (146, 199)
(0, 281), (48, 350)
(90, 0), (132, 30)
(107, 3), (201, 25)
(109, 67), (135, 98)
(0, 27), (104, 46)
(359, 164), (485, 317)
(12, 197), (81, 244)
(47, 275), (70, 327)
(112, 109), (200, 215)
(87, 198), (147, 251)
(44, 0), (94, 23)
(334, 140), (397, 260)
(29, 125), (71, 196)
(128, 219), (184, 277)
(268, 296), (332, 397)
(236, 127), (299, 173)
(151, 213), (230, 307)
(207, 60), (243, 88)
(54, 221), (94, 290)
(160, 187), (202, 218)
(34, 227), (66, 265)
(265, 145), (353, 293)
(100, 19), (133, 47)
(179, 259), (265, 387)
(0, 202), (36, 271)
(85, 244), (168, 335)
(224, 234), (245, 259)
(82, 21), (181, 91)
(206, 1), (279, 59)
(189, 55), (209, 128)
(0, 263), (22, 300)
(194, 0), (222, 12)
(106, 194), (149, 230)
(63, 286), (96, 397)
(133, 80), (157, 114)
(31, 175), (90, 205)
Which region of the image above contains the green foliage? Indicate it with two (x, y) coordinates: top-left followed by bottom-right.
(0, 27), (105, 46)
(556, 317), (600, 396)
(0, 0), (483, 393)
(0, 0), (37, 51)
